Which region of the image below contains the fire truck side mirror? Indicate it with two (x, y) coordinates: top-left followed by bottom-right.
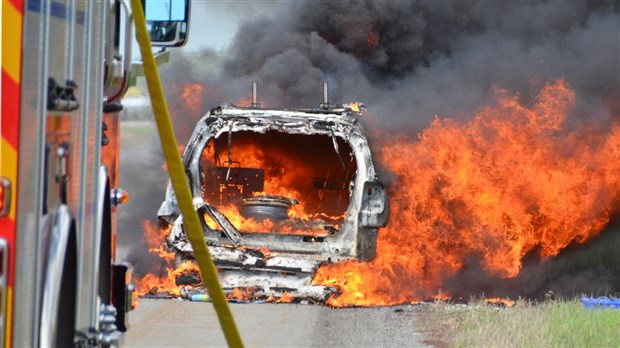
(143, 0), (190, 47)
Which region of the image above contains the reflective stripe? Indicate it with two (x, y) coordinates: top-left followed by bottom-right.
(1, 72), (19, 148)
(1, 0), (22, 224)
(5, 288), (12, 347)
(1, 1), (22, 346)
(0, 138), (17, 222)
(2, 0), (22, 83)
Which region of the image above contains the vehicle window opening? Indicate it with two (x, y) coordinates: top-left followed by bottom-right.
(199, 131), (357, 236)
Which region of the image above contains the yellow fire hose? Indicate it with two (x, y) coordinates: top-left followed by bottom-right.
(129, 1), (244, 346)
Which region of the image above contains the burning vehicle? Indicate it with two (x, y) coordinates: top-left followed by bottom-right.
(157, 84), (388, 301)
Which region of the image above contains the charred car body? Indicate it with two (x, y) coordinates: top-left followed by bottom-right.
(158, 94), (388, 300)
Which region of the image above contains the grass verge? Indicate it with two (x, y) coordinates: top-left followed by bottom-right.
(419, 297), (620, 347)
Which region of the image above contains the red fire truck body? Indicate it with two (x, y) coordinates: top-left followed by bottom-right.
(0, 0), (190, 346)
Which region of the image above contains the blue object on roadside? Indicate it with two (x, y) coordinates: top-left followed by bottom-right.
(190, 294), (210, 302)
(581, 297), (620, 309)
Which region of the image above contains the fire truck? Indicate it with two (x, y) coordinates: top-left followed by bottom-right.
(0, 0), (189, 346)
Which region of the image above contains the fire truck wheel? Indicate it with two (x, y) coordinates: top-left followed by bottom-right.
(55, 223), (78, 347)
(99, 180), (112, 305)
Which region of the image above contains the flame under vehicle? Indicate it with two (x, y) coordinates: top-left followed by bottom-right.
(158, 86), (389, 301)
(0, 0), (189, 346)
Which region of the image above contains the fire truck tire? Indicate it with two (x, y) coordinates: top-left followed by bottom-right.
(99, 179), (112, 305)
(55, 223), (78, 347)
(40, 206), (78, 348)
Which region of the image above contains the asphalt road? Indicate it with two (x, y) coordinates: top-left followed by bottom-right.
(123, 298), (432, 347)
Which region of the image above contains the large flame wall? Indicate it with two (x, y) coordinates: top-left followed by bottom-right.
(313, 80), (620, 306)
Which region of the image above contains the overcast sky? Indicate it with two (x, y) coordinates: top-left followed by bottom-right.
(132, 1), (283, 55)
(184, 1), (275, 52)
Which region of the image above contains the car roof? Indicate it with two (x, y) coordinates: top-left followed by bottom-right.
(207, 104), (364, 125)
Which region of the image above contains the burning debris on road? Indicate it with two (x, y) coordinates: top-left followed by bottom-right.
(125, 1), (620, 307)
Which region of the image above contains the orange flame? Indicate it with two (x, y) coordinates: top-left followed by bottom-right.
(346, 101), (365, 114)
(313, 79), (620, 306)
(200, 133), (353, 235)
(203, 205), (334, 236)
(143, 220), (174, 264)
(135, 221), (184, 296)
(275, 292), (294, 303)
(228, 287), (256, 301)
(181, 83), (204, 114)
(484, 297), (516, 307)
(234, 92), (266, 108)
